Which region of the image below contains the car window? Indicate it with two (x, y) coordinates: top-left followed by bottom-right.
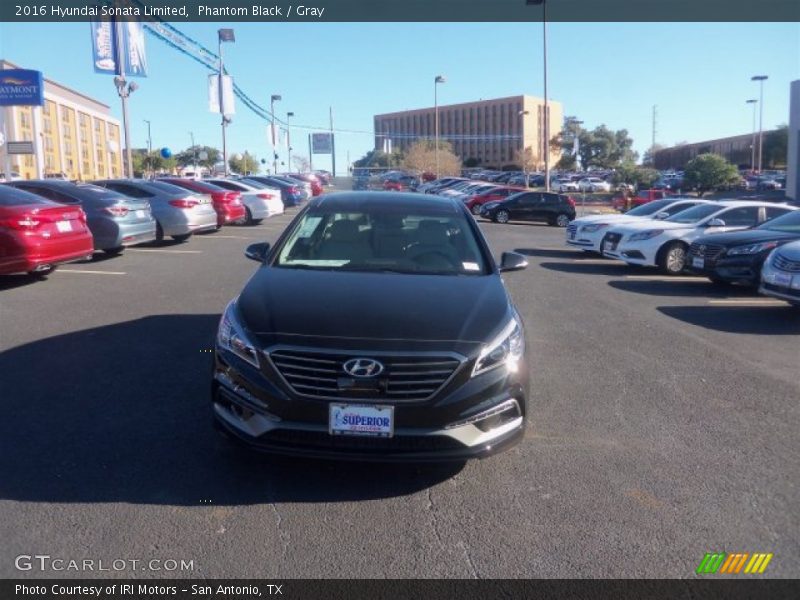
(0, 185), (52, 206)
(765, 206), (792, 221)
(105, 183), (151, 198)
(665, 203), (724, 224)
(627, 199), (673, 216)
(663, 202), (700, 216)
(717, 206), (760, 227)
(16, 185), (78, 204)
(758, 209), (800, 232)
(517, 194), (538, 205)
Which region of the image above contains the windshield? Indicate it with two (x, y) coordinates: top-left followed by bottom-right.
(665, 203), (723, 224)
(275, 209), (489, 275)
(758, 210), (800, 232)
(145, 181), (193, 195)
(626, 199), (674, 216)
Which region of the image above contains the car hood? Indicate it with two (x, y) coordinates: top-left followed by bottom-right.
(772, 240), (800, 260)
(238, 268), (512, 351)
(610, 220), (696, 235)
(572, 214), (648, 226)
(693, 228), (800, 247)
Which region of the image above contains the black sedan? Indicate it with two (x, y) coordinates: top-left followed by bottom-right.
(480, 191), (576, 227)
(686, 208), (800, 286)
(212, 191), (530, 461)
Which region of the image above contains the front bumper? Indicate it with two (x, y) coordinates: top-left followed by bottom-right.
(211, 347), (528, 462)
(685, 253), (766, 285)
(601, 234), (658, 266)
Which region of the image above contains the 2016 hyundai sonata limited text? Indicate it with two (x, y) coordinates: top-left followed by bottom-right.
(212, 191), (530, 461)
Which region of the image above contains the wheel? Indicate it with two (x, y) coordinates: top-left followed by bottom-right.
(250, 218), (263, 226)
(244, 207), (255, 225)
(171, 234), (191, 243)
(155, 222), (164, 243)
(554, 213), (571, 228)
(104, 246), (124, 256)
(658, 241), (688, 275)
(495, 210), (510, 224)
(471, 204), (482, 215)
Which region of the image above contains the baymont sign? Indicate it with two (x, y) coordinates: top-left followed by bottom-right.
(0, 69), (44, 106)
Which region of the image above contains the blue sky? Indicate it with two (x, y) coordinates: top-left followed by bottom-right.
(1, 21), (797, 173)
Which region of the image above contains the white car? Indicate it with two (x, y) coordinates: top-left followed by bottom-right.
(565, 198), (709, 253)
(578, 177), (612, 193)
(760, 240), (800, 306)
(206, 178), (284, 224)
(601, 201), (797, 274)
(555, 178), (579, 193)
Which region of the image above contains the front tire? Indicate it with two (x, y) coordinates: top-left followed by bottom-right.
(171, 234), (191, 243)
(659, 241), (688, 275)
(554, 213), (571, 228)
(494, 210), (510, 224)
(104, 246), (124, 256)
(471, 204), (482, 215)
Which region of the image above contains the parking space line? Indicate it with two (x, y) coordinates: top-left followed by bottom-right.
(624, 275), (704, 282)
(58, 269), (126, 275)
(126, 249), (203, 254)
(195, 235), (263, 240)
(572, 259), (610, 263)
(707, 299), (787, 306)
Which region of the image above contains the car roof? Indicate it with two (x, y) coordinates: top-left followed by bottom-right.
(715, 200), (794, 208)
(311, 191), (463, 215)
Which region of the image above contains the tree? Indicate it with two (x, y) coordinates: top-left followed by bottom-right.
(574, 124), (638, 170)
(229, 151), (259, 175)
(291, 155), (311, 173)
(642, 144), (666, 167)
(552, 118), (584, 169)
(762, 124), (788, 169)
(175, 146), (219, 169)
(683, 153), (741, 197)
(402, 138), (461, 176)
(131, 148), (176, 176)
(353, 149), (403, 168)
(612, 162), (660, 189)
(463, 157), (480, 168)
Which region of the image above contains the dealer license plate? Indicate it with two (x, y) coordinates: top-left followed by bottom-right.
(773, 272), (792, 288)
(692, 257), (704, 269)
(329, 404), (394, 438)
(56, 220), (72, 233)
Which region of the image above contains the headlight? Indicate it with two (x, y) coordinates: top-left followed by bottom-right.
(628, 229), (664, 242)
(472, 317), (524, 377)
(727, 241), (778, 256)
(217, 299), (260, 368)
(581, 223), (609, 233)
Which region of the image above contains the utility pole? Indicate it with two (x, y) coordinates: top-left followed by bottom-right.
(329, 106), (336, 177)
(113, 19), (136, 178)
(189, 131), (197, 170)
(751, 75), (768, 176)
(270, 94), (281, 175)
(217, 28), (235, 177)
(651, 105), (657, 150)
(746, 99), (757, 172)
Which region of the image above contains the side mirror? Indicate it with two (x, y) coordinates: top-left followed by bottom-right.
(245, 242), (270, 263)
(707, 218), (726, 227)
(499, 252), (528, 272)
(653, 211), (669, 220)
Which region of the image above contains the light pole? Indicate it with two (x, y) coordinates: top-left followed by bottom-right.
(518, 110), (530, 187)
(286, 111), (294, 172)
(746, 99), (757, 173)
(434, 75), (446, 177)
(270, 94), (281, 175)
(113, 76), (138, 178)
(526, 0), (550, 191)
(751, 75), (768, 178)
(217, 28), (235, 176)
(142, 119), (152, 177)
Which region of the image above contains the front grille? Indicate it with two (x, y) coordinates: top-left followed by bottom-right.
(268, 349), (463, 402)
(773, 254), (800, 273)
(260, 429), (467, 453)
(688, 243), (725, 261)
(566, 223), (578, 237)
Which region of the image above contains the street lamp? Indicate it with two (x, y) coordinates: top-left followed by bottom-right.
(751, 75), (768, 177)
(434, 75), (446, 177)
(526, 0), (550, 191)
(142, 119), (152, 177)
(113, 76), (138, 178)
(218, 28), (235, 176)
(746, 99), (758, 173)
(270, 94), (281, 175)
(286, 111), (295, 172)
(518, 110), (530, 187)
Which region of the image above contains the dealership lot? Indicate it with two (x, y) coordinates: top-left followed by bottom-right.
(0, 209), (797, 578)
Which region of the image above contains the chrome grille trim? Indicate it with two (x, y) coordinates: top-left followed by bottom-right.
(267, 347), (466, 403)
(773, 254), (800, 273)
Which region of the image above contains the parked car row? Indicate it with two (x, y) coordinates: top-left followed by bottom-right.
(565, 199), (800, 307)
(0, 175), (296, 278)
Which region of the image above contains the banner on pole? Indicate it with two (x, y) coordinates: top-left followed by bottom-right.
(90, 20), (147, 77)
(208, 74), (235, 115)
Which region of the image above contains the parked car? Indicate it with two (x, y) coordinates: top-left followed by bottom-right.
(0, 184), (93, 276)
(158, 178), (246, 227)
(602, 201), (796, 274)
(240, 176), (309, 207)
(212, 191), (529, 460)
(566, 198), (710, 253)
(685, 208), (800, 286)
(7, 179), (156, 254)
(465, 186), (525, 215)
(91, 179), (218, 242)
(313, 170), (332, 186)
(421, 177), (468, 194)
(759, 240), (800, 306)
(480, 191), (576, 227)
(555, 178), (579, 193)
(611, 189), (672, 211)
(205, 178), (283, 224)
(284, 173), (324, 196)
(383, 174), (419, 192)
(578, 177), (612, 193)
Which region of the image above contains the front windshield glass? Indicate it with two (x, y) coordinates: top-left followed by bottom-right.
(275, 208), (489, 275)
(758, 210), (800, 232)
(665, 203), (723, 224)
(626, 199), (673, 216)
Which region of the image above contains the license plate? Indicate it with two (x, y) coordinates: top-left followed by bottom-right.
(135, 209), (147, 219)
(569, 230), (576, 240)
(329, 404), (394, 438)
(55, 220), (72, 233)
(602, 240), (613, 254)
(773, 272), (792, 287)
(692, 257), (704, 269)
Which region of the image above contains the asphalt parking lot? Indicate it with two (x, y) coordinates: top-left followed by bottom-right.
(1, 207), (798, 578)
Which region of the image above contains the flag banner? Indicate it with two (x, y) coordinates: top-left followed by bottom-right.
(208, 74), (235, 115)
(122, 21), (148, 77)
(90, 20), (116, 74)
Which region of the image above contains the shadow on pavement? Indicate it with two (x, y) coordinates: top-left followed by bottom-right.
(0, 315), (462, 506)
(539, 261), (636, 277)
(515, 248), (599, 260)
(608, 280), (756, 299)
(0, 273), (47, 291)
(657, 305), (800, 334)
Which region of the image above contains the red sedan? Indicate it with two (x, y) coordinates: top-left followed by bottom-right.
(284, 173), (323, 196)
(0, 184), (94, 276)
(465, 186), (525, 215)
(158, 178), (246, 226)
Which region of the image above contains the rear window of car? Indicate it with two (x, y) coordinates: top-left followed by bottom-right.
(0, 185), (53, 206)
(146, 181), (193, 195)
(665, 203), (725, 224)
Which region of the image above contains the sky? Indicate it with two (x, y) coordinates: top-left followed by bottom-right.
(0, 21), (798, 173)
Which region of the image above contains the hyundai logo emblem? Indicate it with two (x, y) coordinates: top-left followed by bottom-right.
(342, 358), (385, 378)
